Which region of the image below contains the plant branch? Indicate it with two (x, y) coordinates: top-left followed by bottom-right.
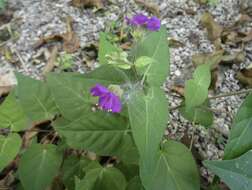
(208, 89), (252, 99)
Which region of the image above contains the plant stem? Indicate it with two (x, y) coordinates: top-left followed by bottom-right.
(208, 89), (252, 99)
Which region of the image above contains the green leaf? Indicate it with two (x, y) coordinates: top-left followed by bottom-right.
(135, 56), (155, 68)
(127, 87), (168, 187)
(53, 113), (132, 156)
(126, 176), (144, 190)
(224, 93), (252, 159)
(150, 140), (200, 190)
(116, 162), (139, 181)
(98, 32), (119, 65)
(185, 64), (211, 109)
(180, 101), (213, 127)
(47, 65), (130, 120)
(0, 92), (28, 132)
(18, 144), (62, 190)
(62, 156), (92, 190)
(76, 167), (127, 190)
(131, 27), (170, 86)
(15, 73), (58, 122)
(204, 150), (252, 190)
(0, 133), (22, 171)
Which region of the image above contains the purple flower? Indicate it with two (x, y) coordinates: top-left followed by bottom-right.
(126, 14), (148, 26)
(146, 16), (161, 31)
(126, 14), (161, 31)
(90, 84), (122, 113)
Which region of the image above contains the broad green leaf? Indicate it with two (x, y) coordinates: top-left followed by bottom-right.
(116, 162), (139, 181)
(224, 93), (252, 159)
(126, 176), (144, 190)
(185, 64), (211, 109)
(131, 27), (170, 86)
(0, 133), (22, 171)
(19, 144), (62, 190)
(47, 65), (130, 120)
(127, 87), (168, 187)
(76, 167), (127, 190)
(53, 112), (132, 156)
(150, 140), (200, 190)
(75, 165), (102, 190)
(98, 32), (119, 65)
(0, 92), (28, 131)
(15, 73), (58, 122)
(180, 101), (213, 127)
(204, 150), (252, 190)
(62, 156), (92, 190)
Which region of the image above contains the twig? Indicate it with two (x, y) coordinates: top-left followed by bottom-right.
(208, 88), (252, 99)
(14, 49), (29, 73)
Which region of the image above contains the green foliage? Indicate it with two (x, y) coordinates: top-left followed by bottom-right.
(180, 101), (213, 127)
(98, 32), (119, 65)
(0, 133), (22, 171)
(75, 167), (127, 190)
(0, 0), (5, 10)
(15, 73), (58, 122)
(0, 92), (28, 132)
(150, 140), (200, 190)
(131, 27), (170, 86)
(224, 93), (252, 159)
(56, 53), (74, 70)
(128, 87), (168, 188)
(204, 150), (252, 190)
(184, 64), (211, 109)
(18, 144), (62, 190)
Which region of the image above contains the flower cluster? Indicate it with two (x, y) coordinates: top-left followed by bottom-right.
(126, 14), (161, 31)
(90, 84), (122, 113)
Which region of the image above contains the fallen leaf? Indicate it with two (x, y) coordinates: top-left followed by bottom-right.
(34, 17), (80, 53)
(201, 12), (223, 42)
(0, 72), (17, 96)
(170, 85), (185, 96)
(221, 51), (245, 65)
(71, 0), (104, 9)
(168, 38), (185, 48)
(134, 0), (160, 17)
(192, 50), (224, 69)
(236, 67), (252, 86)
(42, 46), (58, 76)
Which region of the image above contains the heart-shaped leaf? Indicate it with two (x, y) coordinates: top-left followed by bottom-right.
(224, 93), (252, 159)
(0, 133), (22, 171)
(204, 150), (252, 190)
(18, 144), (62, 190)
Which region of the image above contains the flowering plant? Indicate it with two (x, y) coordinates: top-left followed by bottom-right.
(1, 13), (251, 190)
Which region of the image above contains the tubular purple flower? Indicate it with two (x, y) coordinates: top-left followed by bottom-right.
(90, 84), (122, 113)
(146, 16), (161, 31)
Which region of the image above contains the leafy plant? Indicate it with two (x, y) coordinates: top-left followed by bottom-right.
(0, 12), (252, 190)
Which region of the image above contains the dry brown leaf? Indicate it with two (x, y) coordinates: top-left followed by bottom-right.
(168, 38), (185, 48)
(221, 51), (245, 65)
(0, 72), (17, 96)
(170, 85), (185, 96)
(236, 67), (252, 87)
(42, 46), (58, 76)
(71, 0), (104, 9)
(34, 17), (80, 53)
(201, 12), (223, 42)
(134, 0), (160, 17)
(192, 50), (224, 69)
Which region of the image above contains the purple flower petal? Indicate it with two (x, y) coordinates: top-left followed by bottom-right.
(111, 94), (122, 113)
(146, 16), (161, 31)
(90, 84), (109, 96)
(90, 84), (122, 113)
(126, 14), (148, 26)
